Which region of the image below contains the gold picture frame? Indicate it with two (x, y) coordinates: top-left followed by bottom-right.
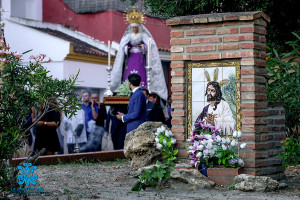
(187, 61), (241, 138)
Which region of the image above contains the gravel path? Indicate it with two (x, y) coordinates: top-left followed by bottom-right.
(5, 160), (300, 200)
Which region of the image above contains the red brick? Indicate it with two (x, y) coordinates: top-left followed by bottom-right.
(171, 86), (185, 92)
(223, 21), (253, 26)
(172, 103), (184, 108)
(170, 39), (191, 45)
(241, 118), (263, 125)
(172, 111), (185, 117)
(172, 94), (185, 100)
(241, 86), (266, 92)
(180, 18), (193, 24)
(241, 68), (266, 75)
(274, 119), (286, 124)
(171, 71), (185, 76)
(171, 63), (184, 68)
(245, 161), (268, 168)
(260, 37), (266, 43)
(273, 133), (286, 139)
(170, 32), (184, 38)
(241, 77), (266, 83)
(192, 37), (222, 43)
(240, 35), (260, 41)
(186, 45), (215, 52)
(174, 135), (186, 141)
(243, 170), (261, 176)
(254, 27), (267, 35)
(241, 110), (268, 117)
(194, 23), (223, 29)
(241, 93), (267, 100)
(218, 44), (239, 50)
(191, 54), (221, 61)
(224, 15), (239, 21)
(242, 125), (268, 133)
(171, 55), (191, 61)
(170, 25), (192, 30)
(166, 19), (180, 25)
(240, 27), (254, 33)
(176, 142), (187, 149)
(246, 143), (268, 150)
(171, 119), (184, 125)
(177, 151), (189, 157)
(186, 29), (215, 36)
(241, 103), (260, 109)
(217, 28), (238, 35)
(240, 152), (264, 158)
(172, 127), (185, 133)
(240, 43), (255, 49)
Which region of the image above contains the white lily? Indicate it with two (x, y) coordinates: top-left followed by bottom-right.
(232, 131), (237, 137)
(222, 144), (227, 150)
(155, 137), (159, 143)
(156, 143), (163, 150)
(230, 139), (236, 147)
(237, 131), (242, 138)
(240, 143), (247, 149)
(163, 139), (167, 145)
(197, 145), (204, 151)
(171, 138), (176, 144)
(226, 138), (231, 144)
(196, 152), (202, 158)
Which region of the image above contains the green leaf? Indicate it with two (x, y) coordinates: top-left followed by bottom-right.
(131, 181), (142, 191)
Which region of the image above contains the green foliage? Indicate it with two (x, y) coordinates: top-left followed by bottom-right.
(131, 126), (177, 191)
(266, 32), (300, 136)
(0, 36), (79, 192)
(117, 80), (131, 97)
(277, 137), (300, 167)
(122, 0), (300, 52)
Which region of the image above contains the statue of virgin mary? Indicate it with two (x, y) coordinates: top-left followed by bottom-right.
(110, 7), (168, 101)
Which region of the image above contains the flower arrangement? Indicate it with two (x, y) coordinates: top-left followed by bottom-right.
(117, 80), (131, 97)
(132, 125), (177, 191)
(188, 120), (246, 168)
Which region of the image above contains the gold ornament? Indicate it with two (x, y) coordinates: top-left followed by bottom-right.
(125, 6), (145, 24)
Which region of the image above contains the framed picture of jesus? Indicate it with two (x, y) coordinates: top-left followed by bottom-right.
(187, 61), (241, 137)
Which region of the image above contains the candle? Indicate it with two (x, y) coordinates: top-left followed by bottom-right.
(108, 40), (111, 67)
(147, 39), (150, 66)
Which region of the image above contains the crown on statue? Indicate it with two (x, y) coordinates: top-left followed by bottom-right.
(125, 6), (145, 24)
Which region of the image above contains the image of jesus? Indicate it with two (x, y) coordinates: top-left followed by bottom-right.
(195, 81), (235, 135)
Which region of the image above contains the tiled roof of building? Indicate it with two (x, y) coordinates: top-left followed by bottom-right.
(33, 27), (108, 57)
(62, 0), (151, 15)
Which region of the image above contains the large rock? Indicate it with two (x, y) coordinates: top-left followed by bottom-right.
(169, 168), (216, 189)
(124, 122), (164, 167)
(234, 174), (279, 192)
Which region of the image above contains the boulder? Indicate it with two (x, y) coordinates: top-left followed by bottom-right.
(169, 168), (216, 190)
(234, 174), (279, 192)
(124, 122), (164, 167)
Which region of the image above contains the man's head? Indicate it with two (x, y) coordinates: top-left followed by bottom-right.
(128, 74), (141, 90)
(91, 94), (99, 104)
(205, 81), (223, 102)
(148, 93), (158, 104)
(142, 89), (149, 99)
(82, 91), (91, 103)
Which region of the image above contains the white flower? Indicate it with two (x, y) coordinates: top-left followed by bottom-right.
(216, 135), (222, 142)
(156, 143), (163, 150)
(163, 139), (167, 145)
(156, 127), (161, 133)
(207, 143), (213, 150)
(238, 158), (244, 167)
(203, 149), (209, 156)
(237, 131), (242, 138)
(155, 131), (160, 136)
(171, 138), (176, 144)
(240, 143), (247, 149)
(168, 131), (174, 137)
(222, 138), (227, 144)
(226, 138), (231, 144)
(200, 140), (206, 145)
(211, 149), (216, 155)
(230, 140), (236, 147)
(196, 152), (202, 158)
(165, 131), (170, 137)
(205, 134), (212, 140)
(222, 144), (227, 150)
(155, 137), (159, 143)
(232, 131), (237, 137)
(160, 126), (166, 132)
(197, 145), (204, 151)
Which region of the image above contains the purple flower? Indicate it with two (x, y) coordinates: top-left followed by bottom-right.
(212, 133), (216, 141)
(202, 124), (210, 130)
(230, 158), (237, 165)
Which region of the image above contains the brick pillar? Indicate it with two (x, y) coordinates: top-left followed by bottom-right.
(166, 12), (285, 179)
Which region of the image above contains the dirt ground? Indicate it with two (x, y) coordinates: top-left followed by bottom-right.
(4, 159), (300, 200)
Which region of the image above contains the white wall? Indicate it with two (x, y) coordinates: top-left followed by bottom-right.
(10, 0), (42, 21)
(64, 60), (108, 89)
(4, 19), (70, 64)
